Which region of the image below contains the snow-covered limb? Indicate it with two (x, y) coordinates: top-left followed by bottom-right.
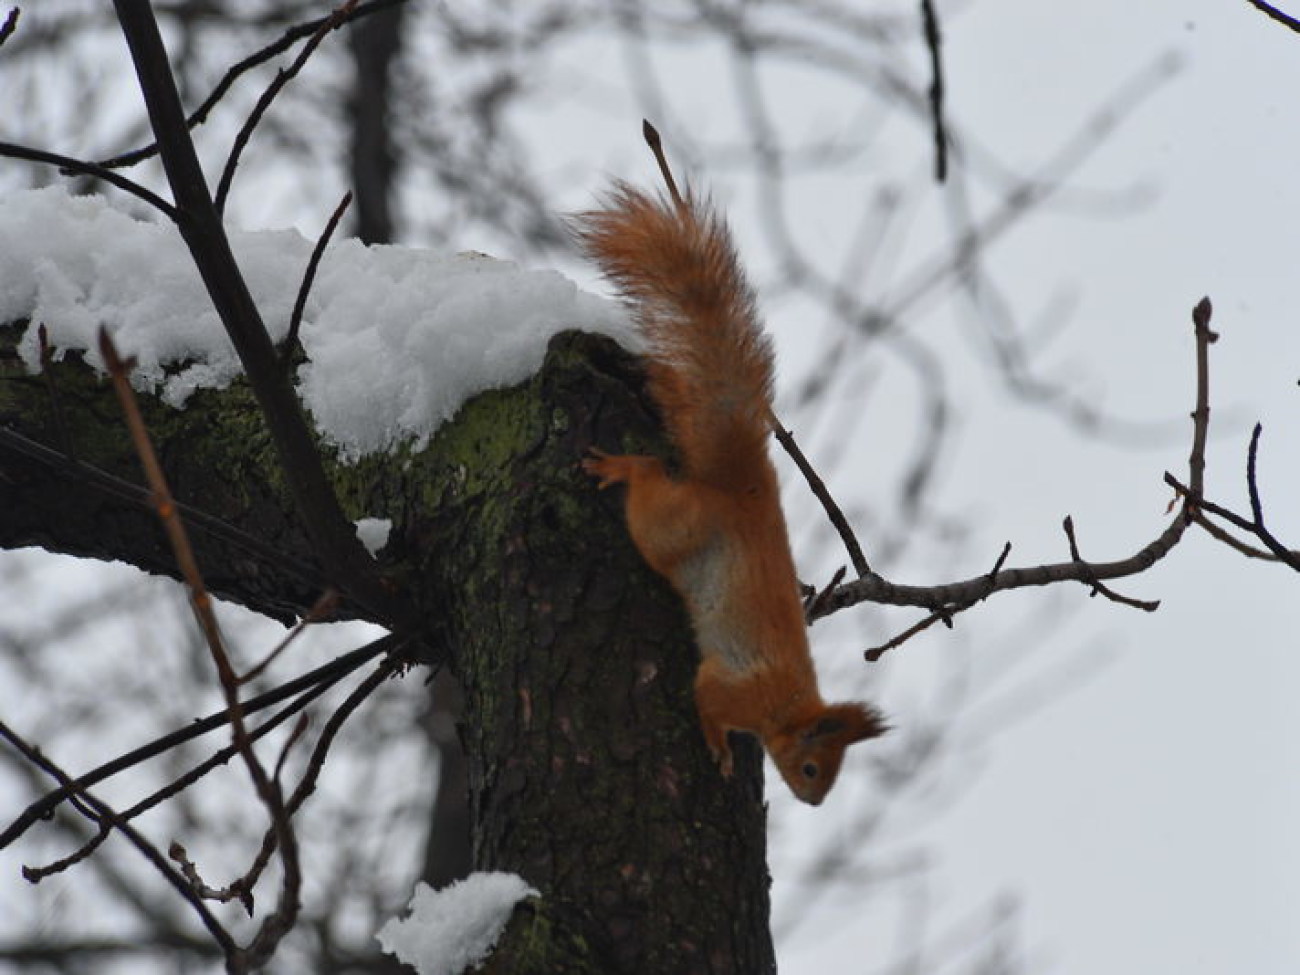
(0, 186), (636, 461)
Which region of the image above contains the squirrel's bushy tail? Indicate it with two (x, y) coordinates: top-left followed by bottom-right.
(575, 183), (775, 489)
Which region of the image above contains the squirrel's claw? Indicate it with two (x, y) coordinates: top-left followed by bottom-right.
(581, 447), (619, 489)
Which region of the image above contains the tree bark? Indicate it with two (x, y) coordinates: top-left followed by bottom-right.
(0, 323), (776, 973)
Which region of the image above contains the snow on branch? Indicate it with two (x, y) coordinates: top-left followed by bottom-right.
(0, 186), (634, 461)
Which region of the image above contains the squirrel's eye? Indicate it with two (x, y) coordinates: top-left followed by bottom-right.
(801, 763), (818, 779)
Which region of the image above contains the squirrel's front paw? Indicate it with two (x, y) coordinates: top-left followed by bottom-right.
(583, 447), (639, 490)
(715, 746), (735, 779)
(705, 733), (735, 779)
(580, 447), (616, 488)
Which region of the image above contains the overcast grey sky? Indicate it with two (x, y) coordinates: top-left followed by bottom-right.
(771, 3), (1300, 973)
(2, 3), (1297, 974)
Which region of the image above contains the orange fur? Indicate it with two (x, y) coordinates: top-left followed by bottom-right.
(577, 185), (886, 805)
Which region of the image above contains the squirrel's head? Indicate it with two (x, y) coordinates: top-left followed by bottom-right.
(769, 702), (888, 805)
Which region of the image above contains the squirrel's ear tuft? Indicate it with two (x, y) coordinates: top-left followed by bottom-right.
(826, 702), (889, 744)
(805, 715), (846, 740)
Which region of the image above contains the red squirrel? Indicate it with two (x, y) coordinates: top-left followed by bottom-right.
(576, 181), (886, 805)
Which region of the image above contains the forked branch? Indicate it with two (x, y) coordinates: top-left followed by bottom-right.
(842, 297), (1218, 657)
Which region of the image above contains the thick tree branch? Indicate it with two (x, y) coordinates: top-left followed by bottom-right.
(1, 320), (337, 623)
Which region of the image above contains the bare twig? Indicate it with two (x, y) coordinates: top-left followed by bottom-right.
(805, 565), (847, 620)
(643, 119), (684, 208)
(283, 192), (352, 370)
(865, 541), (1008, 660)
(1188, 508), (1277, 561)
(866, 606), (955, 661)
(225, 656), (400, 919)
(0, 719), (235, 955)
(1245, 0), (1300, 34)
(215, 0), (360, 214)
(1061, 515), (1160, 611)
(170, 841), (253, 914)
(100, 323), (303, 967)
(1167, 424), (1300, 572)
(96, 0), (410, 171)
(239, 589), (340, 685)
(0, 141), (177, 217)
(919, 0), (948, 182)
(770, 417), (872, 577)
(273, 714), (311, 786)
(99, 330), (229, 661)
(19, 824), (111, 882)
(987, 541), (1012, 580)
(17, 638), (404, 884)
(0, 636), (394, 851)
(828, 298), (1217, 647)
(0, 7), (18, 47)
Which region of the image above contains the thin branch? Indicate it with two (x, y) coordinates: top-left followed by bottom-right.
(0, 636), (394, 851)
(1245, 422), (1269, 536)
(214, 0), (359, 214)
(239, 590), (339, 685)
(830, 298), (1217, 647)
(1167, 422), (1300, 572)
(865, 541), (1008, 660)
(283, 191), (352, 370)
(866, 605), (954, 661)
(42, 331), (298, 967)
(1244, 0), (1300, 34)
(170, 841), (252, 914)
(1061, 515), (1160, 611)
(804, 565), (847, 620)
(1188, 509), (1277, 560)
(222, 656), (400, 925)
(112, 658), (353, 831)
(0, 7), (18, 47)
(20, 639), (399, 883)
(20, 823), (111, 882)
(643, 119), (684, 207)
(0, 141), (177, 218)
(96, 0), (410, 171)
(919, 0), (948, 182)
(770, 415), (872, 576)
(0, 719), (235, 956)
(272, 714), (310, 786)
(100, 330), (230, 664)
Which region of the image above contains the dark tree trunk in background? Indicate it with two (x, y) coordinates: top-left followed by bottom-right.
(348, 3), (404, 245)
